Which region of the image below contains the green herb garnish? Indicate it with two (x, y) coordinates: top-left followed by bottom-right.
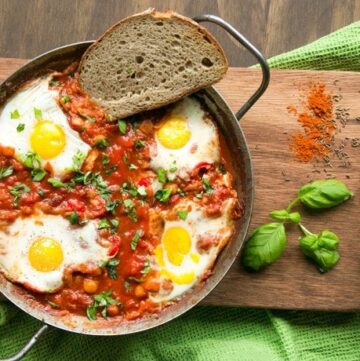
(16, 123), (25, 132)
(134, 140), (146, 149)
(177, 210), (188, 221)
(86, 290), (120, 321)
(31, 168), (46, 182)
(155, 188), (172, 203)
(0, 166), (13, 179)
(99, 259), (120, 279)
(62, 94), (71, 103)
(10, 183), (30, 206)
(118, 120), (127, 134)
(156, 167), (167, 183)
(10, 109), (20, 119)
(34, 108), (42, 120)
(130, 230), (144, 251)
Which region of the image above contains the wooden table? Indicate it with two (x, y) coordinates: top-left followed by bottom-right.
(0, 0), (360, 66)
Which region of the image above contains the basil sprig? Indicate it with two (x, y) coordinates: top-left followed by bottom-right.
(242, 178), (352, 272)
(298, 179), (353, 209)
(299, 225), (340, 273)
(242, 222), (286, 271)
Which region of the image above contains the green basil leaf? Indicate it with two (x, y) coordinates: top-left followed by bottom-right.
(134, 140), (146, 149)
(48, 178), (67, 188)
(31, 168), (46, 181)
(69, 211), (79, 225)
(202, 177), (213, 194)
(72, 150), (86, 171)
(299, 227), (340, 273)
(62, 94), (71, 103)
(269, 209), (301, 223)
(0, 166), (13, 179)
(94, 138), (109, 149)
(242, 222), (286, 271)
(155, 188), (172, 203)
(34, 108), (42, 120)
(140, 258), (151, 275)
(130, 229), (144, 251)
(177, 210), (188, 221)
(298, 179), (353, 209)
(156, 167), (167, 183)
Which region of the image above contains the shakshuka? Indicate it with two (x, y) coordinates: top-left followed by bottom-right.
(0, 63), (241, 321)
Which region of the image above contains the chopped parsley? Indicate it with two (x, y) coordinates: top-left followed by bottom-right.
(155, 188), (172, 203)
(16, 123), (25, 132)
(34, 108), (42, 120)
(10, 183), (30, 206)
(99, 259), (120, 280)
(10, 109), (20, 119)
(118, 120), (127, 134)
(169, 161), (177, 173)
(123, 198), (138, 222)
(130, 230), (144, 251)
(0, 166), (13, 179)
(98, 218), (119, 233)
(177, 210), (188, 221)
(86, 290), (120, 321)
(156, 167), (167, 183)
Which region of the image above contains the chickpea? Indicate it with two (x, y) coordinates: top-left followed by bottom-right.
(134, 285), (147, 298)
(143, 278), (160, 292)
(83, 278), (99, 294)
(164, 183), (178, 194)
(107, 304), (120, 317)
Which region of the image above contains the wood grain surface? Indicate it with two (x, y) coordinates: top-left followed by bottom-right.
(0, 58), (359, 311)
(0, 0), (360, 66)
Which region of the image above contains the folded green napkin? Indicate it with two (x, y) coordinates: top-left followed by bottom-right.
(1, 21), (360, 361)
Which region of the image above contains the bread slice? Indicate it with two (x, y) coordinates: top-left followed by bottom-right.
(79, 8), (228, 119)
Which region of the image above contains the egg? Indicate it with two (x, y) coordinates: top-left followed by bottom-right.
(150, 199), (235, 302)
(0, 213), (110, 293)
(0, 77), (90, 178)
(150, 97), (220, 180)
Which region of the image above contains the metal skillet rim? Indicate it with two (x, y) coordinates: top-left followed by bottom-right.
(0, 41), (254, 336)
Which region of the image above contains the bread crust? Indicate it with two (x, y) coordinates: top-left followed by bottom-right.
(78, 8), (228, 118)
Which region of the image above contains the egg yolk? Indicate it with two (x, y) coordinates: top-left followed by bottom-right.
(157, 116), (191, 149)
(30, 120), (66, 159)
(161, 269), (195, 285)
(28, 237), (64, 272)
(162, 226), (191, 266)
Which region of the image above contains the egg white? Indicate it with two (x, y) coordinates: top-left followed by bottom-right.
(150, 97), (220, 181)
(0, 213), (110, 293)
(150, 198), (235, 302)
(0, 77), (90, 178)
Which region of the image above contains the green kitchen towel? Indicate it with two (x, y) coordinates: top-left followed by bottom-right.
(1, 21), (360, 361)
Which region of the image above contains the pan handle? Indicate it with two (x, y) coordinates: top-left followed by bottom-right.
(193, 14), (270, 121)
(0, 324), (49, 361)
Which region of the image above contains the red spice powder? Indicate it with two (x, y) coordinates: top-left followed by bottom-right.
(288, 82), (336, 162)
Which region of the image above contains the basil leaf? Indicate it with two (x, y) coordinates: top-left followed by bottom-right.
(140, 258), (151, 275)
(118, 120), (127, 134)
(99, 259), (120, 279)
(31, 168), (46, 182)
(156, 167), (167, 183)
(10, 183), (30, 206)
(48, 178), (67, 188)
(130, 230), (144, 251)
(0, 166), (13, 179)
(22, 151), (41, 169)
(269, 209), (301, 223)
(86, 304), (97, 321)
(155, 189), (172, 203)
(72, 150), (86, 171)
(94, 138), (109, 149)
(86, 290), (120, 321)
(298, 179), (353, 209)
(102, 154), (110, 166)
(242, 222), (286, 271)
(299, 225), (340, 273)
(202, 177), (213, 194)
(69, 211), (79, 225)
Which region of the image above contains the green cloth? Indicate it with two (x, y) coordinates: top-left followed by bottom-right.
(1, 21), (360, 361)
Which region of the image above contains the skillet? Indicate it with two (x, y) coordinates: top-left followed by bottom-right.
(0, 14), (269, 361)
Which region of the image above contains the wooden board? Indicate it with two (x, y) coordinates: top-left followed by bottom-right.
(0, 58), (359, 311)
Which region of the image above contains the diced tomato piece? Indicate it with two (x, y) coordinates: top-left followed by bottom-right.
(138, 177), (151, 187)
(67, 198), (86, 212)
(108, 235), (121, 257)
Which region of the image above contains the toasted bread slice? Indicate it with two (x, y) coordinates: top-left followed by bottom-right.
(79, 9), (228, 119)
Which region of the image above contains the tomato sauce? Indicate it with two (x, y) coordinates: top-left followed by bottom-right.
(0, 63), (241, 321)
